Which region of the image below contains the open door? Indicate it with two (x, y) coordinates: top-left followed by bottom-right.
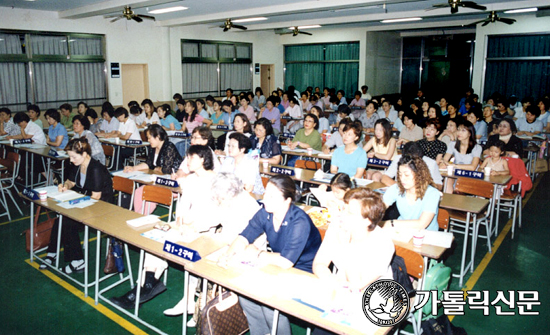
(260, 64), (274, 96)
(121, 64), (149, 107)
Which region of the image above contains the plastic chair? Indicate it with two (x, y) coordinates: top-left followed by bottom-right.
(438, 209), (449, 232)
(102, 145), (115, 170)
(395, 245), (424, 335)
(448, 177), (494, 254)
(0, 152), (23, 221)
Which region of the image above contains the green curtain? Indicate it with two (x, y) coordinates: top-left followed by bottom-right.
(484, 60), (550, 101)
(324, 63), (358, 99)
(285, 63), (324, 93)
(487, 35), (550, 58)
(285, 44), (324, 61)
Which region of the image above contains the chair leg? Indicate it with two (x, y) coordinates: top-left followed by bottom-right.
(518, 196), (523, 228)
(511, 199), (517, 239)
(0, 188), (11, 221)
(7, 188), (23, 215)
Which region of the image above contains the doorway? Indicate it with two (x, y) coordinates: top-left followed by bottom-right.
(260, 64), (275, 96)
(121, 64), (149, 107)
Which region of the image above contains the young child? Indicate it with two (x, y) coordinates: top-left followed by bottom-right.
(363, 118), (397, 180)
(479, 140), (509, 176)
(311, 173), (355, 214)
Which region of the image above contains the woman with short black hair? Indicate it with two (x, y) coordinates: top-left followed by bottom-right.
(250, 117), (282, 165)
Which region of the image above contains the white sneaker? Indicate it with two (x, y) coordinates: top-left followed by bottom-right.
(163, 298), (195, 316)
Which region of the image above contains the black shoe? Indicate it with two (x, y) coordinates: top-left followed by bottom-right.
(139, 280), (166, 304)
(110, 287), (139, 310)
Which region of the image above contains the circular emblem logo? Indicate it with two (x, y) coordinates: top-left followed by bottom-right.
(362, 279), (410, 327)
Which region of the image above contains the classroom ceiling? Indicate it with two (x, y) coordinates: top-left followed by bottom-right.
(1, 0), (547, 32)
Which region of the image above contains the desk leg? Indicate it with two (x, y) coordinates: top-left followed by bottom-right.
(182, 270), (189, 335)
(459, 212), (470, 287)
(470, 214), (478, 273)
(443, 176), (448, 193)
(55, 216), (63, 269)
(115, 146), (120, 171)
(133, 147), (138, 166)
(271, 309), (280, 335)
(29, 201), (34, 262)
(84, 225), (89, 298)
(30, 152), (34, 187)
(95, 230), (101, 305)
(494, 185), (501, 237)
(134, 250), (145, 316)
(46, 157), (52, 186)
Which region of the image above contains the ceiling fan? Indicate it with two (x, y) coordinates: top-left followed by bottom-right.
(469, 11), (516, 26)
(105, 6), (155, 23)
(430, 0), (487, 14)
(220, 19), (247, 32)
(281, 27), (313, 36)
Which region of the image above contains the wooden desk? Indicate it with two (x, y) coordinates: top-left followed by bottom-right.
(186, 260), (389, 335)
(281, 145), (332, 165)
(99, 138), (150, 168)
(112, 169), (181, 193)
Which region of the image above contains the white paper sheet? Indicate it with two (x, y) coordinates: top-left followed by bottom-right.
(126, 215), (160, 227)
(423, 230), (454, 248)
(56, 199), (97, 209)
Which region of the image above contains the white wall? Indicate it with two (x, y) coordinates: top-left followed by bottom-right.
(472, 13), (550, 99)
(0, 7), (169, 106)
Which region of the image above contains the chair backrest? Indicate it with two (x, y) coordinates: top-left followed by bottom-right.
(295, 160), (321, 171)
(438, 208), (449, 231)
(6, 151), (20, 164)
(261, 176), (269, 189)
(140, 131), (148, 142)
(113, 176), (134, 195)
(394, 245), (424, 280)
(454, 177), (494, 199)
(102, 144), (114, 157)
(142, 185), (173, 206)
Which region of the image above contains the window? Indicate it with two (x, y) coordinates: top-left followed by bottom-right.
(484, 34), (550, 101)
(0, 30), (106, 112)
(181, 40), (252, 98)
(284, 42), (359, 98)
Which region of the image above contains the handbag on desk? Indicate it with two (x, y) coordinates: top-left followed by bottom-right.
(23, 206), (56, 252)
(197, 286), (249, 335)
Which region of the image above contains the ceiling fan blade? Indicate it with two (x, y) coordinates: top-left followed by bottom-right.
(110, 17), (122, 22)
(232, 24), (248, 30)
(104, 14), (121, 18)
(138, 15), (155, 21)
(498, 17), (516, 24)
(451, 6), (459, 14)
(299, 31), (313, 36)
(223, 27), (229, 32)
(468, 19), (488, 26)
(132, 16), (143, 23)
(431, 3), (449, 8)
(461, 2), (487, 11)
(482, 21), (490, 26)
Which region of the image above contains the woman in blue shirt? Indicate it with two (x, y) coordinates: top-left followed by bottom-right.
(218, 175), (322, 335)
(383, 155), (441, 231)
(330, 120), (367, 179)
(157, 104), (182, 131)
(45, 109), (69, 148)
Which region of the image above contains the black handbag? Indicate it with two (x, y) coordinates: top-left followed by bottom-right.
(391, 254), (416, 297)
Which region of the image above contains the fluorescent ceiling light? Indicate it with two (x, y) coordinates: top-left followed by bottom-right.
(148, 6), (188, 14)
(504, 8), (537, 14)
(233, 17), (268, 23)
(288, 25), (322, 30)
(381, 17), (422, 23)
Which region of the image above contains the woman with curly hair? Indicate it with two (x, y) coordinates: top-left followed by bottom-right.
(383, 155), (441, 231)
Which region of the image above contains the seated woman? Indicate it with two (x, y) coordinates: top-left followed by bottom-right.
(77, 101), (89, 116)
(220, 132), (265, 196)
(72, 115), (106, 165)
(377, 100), (398, 124)
(221, 100), (239, 129)
(109, 107), (143, 169)
(466, 110), (487, 141)
(250, 118), (282, 165)
(331, 121), (367, 179)
(45, 109), (69, 149)
(516, 106), (543, 136)
(258, 96), (282, 134)
(27, 104), (43, 129)
(164, 172), (266, 320)
(158, 104), (182, 131)
(363, 119), (397, 180)
(309, 106), (329, 134)
(85, 109), (102, 135)
(238, 95), (256, 123)
(217, 113), (252, 155)
(312, 188), (394, 332)
(138, 99), (160, 128)
(96, 108), (119, 136)
(358, 101), (380, 133)
(438, 117), (461, 149)
(349, 90), (366, 108)
(173, 126), (220, 178)
(483, 118), (523, 158)
(175, 99), (186, 122)
(218, 175), (322, 335)
(440, 121), (482, 193)
(283, 97), (303, 133)
(10, 112), (46, 145)
(397, 110), (423, 145)
(417, 119), (447, 164)
(40, 138), (113, 273)
(310, 173), (355, 214)
(125, 124), (182, 213)
(286, 113), (323, 167)
(252, 87), (266, 111)
(383, 155), (441, 231)
(111, 145), (212, 311)
(210, 100), (230, 126)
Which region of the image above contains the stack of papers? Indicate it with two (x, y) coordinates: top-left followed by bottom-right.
(56, 199), (97, 209)
(127, 215), (160, 227)
(423, 230), (453, 248)
(112, 170), (147, 179)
